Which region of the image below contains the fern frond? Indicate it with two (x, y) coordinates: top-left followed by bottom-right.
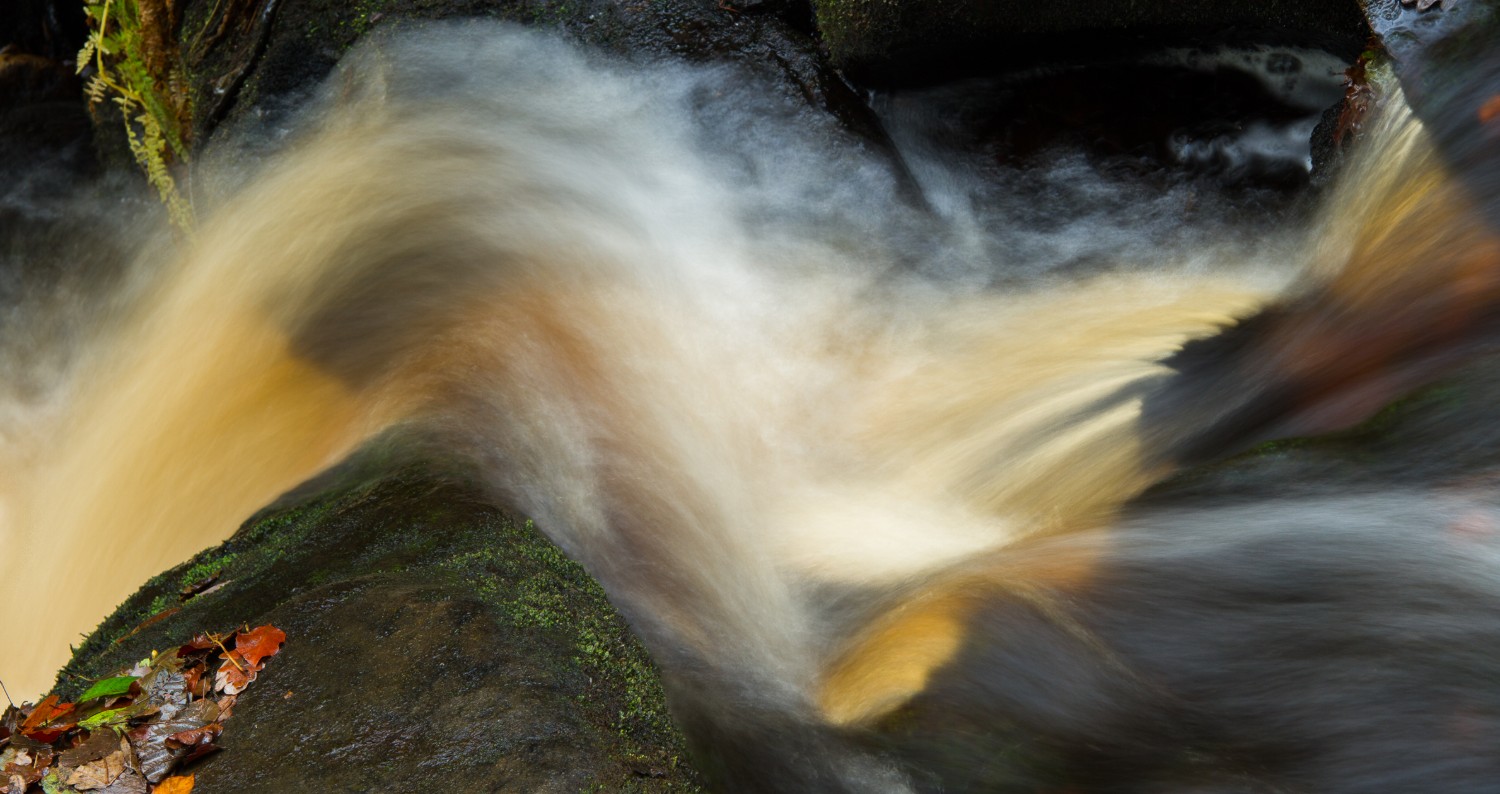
(77, 39), (98, 73)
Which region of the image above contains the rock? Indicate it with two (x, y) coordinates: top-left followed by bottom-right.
(178, 0), (884, 154)
(1361, 0), (1500, 228)
(812, 0), (1370, 85)
(56, 448), (703, 792)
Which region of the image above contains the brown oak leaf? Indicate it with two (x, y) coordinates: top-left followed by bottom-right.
(233, 625), (286, 667)
(66, 750), (125, 790)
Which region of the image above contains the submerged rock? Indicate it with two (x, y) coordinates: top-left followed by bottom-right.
(57, 450), (703, 791)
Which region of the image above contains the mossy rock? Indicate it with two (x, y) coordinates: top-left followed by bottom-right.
(57, 451), (703, 792)
(812, 0), (1369, 85)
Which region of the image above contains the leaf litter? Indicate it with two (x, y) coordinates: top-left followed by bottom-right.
(1, 625), (285, 793)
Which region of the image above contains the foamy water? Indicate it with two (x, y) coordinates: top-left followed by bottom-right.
(2, 26), (1495, 789)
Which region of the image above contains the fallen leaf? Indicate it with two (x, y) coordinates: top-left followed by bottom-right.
(214, 653), (256, 695)
(77, 708), (130, 733)
(165, 723), (220, 750)
(21, 697), (74, 732)
(95, 769), (146, 794)
(66, 750), (125, 790)
(128, 700), (218, 783)
(21, 697), (75, 742)
(178, 575), (219, 601)
(77, 677), (137, 704)
(141, 669), (189, 711)
(113, 608), (181, 645)
(180, 667), (211, 700)
(233, 625), (286, 667)
(155, 774), (194, 794)
(1, 747), (51, 787)
(59, 731), (122, 767)
(175, 634), (218, 657)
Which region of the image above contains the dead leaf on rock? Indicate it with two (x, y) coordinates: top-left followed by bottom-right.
(1, 746), (50, 787)
(60, 730), (122, 767)
(155, 773), (195, 794)
(67, 749), (125, 790)
(96, 769), (148, 794)
(21, 696), (75, 743)
(165, 723), (221, 750)
(131, 699), (219, 783)
(234, 625), (286, 667)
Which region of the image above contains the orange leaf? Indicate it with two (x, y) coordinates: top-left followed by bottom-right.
(20, 695), (75, 740)
(156, 774), (195, 794)
(233, 625), (286, 667)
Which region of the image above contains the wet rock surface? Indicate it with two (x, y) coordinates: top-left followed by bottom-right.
(181, 0), (883, 153)
(58, 451), (703, 791)
(814, 0), (1369, 85)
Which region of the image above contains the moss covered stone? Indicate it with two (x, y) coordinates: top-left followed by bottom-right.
(58, 453), (703, 791)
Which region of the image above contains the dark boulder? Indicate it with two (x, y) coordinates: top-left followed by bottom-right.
(57, 448), (703, 792)
(813, 0), (1370, 85)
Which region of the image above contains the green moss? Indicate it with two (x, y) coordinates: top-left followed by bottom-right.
(56, 459), (703, 789)
(440, 520), (697, 786)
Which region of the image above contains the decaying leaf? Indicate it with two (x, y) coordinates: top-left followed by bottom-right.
(21, 623), (283, 792)
(60, 730), (122, 767)
(66, 749), (125, 790)
(1, 746), (51, 788)
(95, 769), (147, 794)
(130, 699), (219, 783)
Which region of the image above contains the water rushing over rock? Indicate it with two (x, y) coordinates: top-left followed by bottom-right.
(4, 21), (1500, 791)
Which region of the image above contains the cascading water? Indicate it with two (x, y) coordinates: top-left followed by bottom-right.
(3, 22), (1499, 791)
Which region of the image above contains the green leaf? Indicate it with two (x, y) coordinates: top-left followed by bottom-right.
(78, 675), (137, 702)
(77, 707), (129, 731)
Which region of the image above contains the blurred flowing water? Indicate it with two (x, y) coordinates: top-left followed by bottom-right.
(0, 24), (1494, 788)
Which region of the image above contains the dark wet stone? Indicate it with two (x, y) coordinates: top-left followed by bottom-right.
(813, 0), (1369, 86)
(57, 450), (704, 792)
(178, 0), (878, 155)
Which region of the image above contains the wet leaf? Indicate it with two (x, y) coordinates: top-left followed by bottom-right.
(114, 608), (181, 644)
(164, 723), (220, 749)
(214, 653), (255, 695)
(141, 669), (189, 711)
(129, 700), (218, 783)
(95, 769), (146, 794)
(155, 774), (194, 794)
(77, 678), (138, 705)
(2, 747), (51, 787)
(66, 749), (124, 790)
(77, 708), (132, 733)
(21, 697), (75, 742)
(174, 634), (218, 657)
(21, 697), (74, 732)
(233, 625), (286, 667)
(178, 575), (219, 601)
(59, 731), (123, 767)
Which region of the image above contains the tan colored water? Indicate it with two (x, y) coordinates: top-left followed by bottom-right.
(0, 30), (1476, 725)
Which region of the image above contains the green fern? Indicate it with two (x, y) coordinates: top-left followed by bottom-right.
(79, 0), (196, 234)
